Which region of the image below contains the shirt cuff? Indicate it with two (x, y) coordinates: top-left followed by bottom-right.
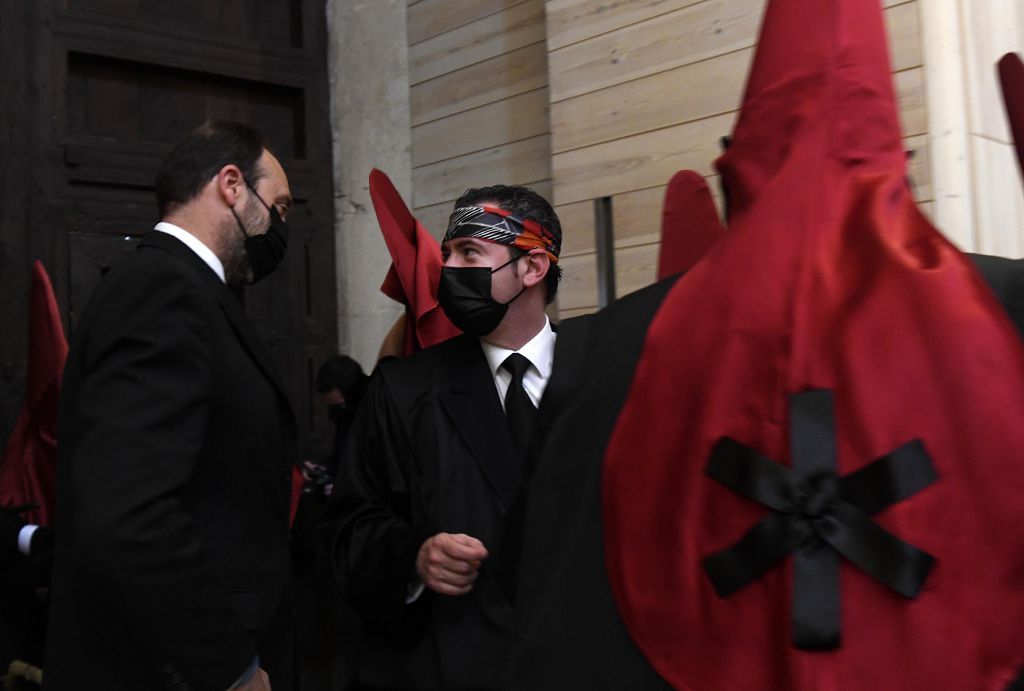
(17, 525), (38, 556)
(405, 579), (426, 604)
(228, 656), (259, 690)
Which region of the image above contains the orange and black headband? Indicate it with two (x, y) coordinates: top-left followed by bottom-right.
(444, 204), (560, 263)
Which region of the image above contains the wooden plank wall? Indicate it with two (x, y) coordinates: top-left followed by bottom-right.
(406, 0), (553, 240)
(546, 0), (929, 318)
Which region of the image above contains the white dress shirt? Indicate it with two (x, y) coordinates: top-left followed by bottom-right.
(17, 525), (37, 555)
(479, 316), (557, 409)
(152, 222), (226, 284)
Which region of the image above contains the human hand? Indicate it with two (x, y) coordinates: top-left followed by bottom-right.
(233, 667), (271, 691)
(415, 533), (488, 596)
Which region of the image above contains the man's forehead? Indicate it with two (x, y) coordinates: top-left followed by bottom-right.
(442, 236), (497, 251)
(257, 150), (292, 202)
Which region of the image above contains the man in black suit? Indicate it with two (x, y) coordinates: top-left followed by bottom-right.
(328, 185), (562, 690)
(45, 121), (297, 691)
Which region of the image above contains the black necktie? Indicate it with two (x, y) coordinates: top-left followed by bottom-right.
(501, 353), (537, 457)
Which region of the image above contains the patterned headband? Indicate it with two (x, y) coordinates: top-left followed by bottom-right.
(443, 204), (560, 263)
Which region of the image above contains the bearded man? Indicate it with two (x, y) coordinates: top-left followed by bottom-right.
(45, 121), (297, 691)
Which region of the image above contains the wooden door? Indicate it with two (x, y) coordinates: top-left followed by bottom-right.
(0, 0), (338, 458)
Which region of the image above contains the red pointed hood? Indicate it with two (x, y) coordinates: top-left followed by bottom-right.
(0, 261), (67, 525)
(369, 169), (460, 355)
(26, 260), (68, 405)
(656, 170), (725, 280)
(716, 0), (904, 223)
(602, 0), (1024, 687)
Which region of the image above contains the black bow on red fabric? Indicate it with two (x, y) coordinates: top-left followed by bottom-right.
(702, 390), (938, 650)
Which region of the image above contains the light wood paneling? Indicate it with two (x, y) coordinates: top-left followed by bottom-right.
(556, 251), (599, 310)
(551, 48), (751, 153)
(546, 0), (706, 51)
(414, 200), (455, 242)
(410, 41), (548, 125)
(885, 1), (923, 72)
(553, 55), (925, 153)
(410, 1), (546, 84)
(546, 0), (912, 52)
(906, 134), (932, 201)
(560, 180), (722, 259)
(552, 112), (735, 205)
(414, 134), (551, 207)
(614, 241), (659, 298)
(549, 1), (918, 105)
(611, 185), (673, 248)
(408, 0), (528, 45)
(413, 88), (550, 166)
(548, 0), (764, 102)
(917, 200), (935, 221)
(554, 199), (595, 256)
(406, 0), (552, 280)
(895, 67), (926, 136)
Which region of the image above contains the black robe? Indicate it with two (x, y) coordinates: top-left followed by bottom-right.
(328, 333), (522, 690)
(510, 254), (1024, 691)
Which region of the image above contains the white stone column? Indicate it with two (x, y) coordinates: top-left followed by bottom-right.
(920, 0), (1024, 255)
(326, 0), (410, 369)
(958, 0), (1024, 257)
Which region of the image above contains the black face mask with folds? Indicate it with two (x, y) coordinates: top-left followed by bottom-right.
(437, 255), (525, 336)
(328, 403), (353, 428)
(231, 178), (289, 283)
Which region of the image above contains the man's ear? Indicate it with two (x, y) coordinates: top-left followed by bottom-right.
(214, 164), (244, 208)
(522, 249), (550, 289)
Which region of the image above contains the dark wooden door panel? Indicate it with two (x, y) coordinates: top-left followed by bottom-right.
(67, 0), (303, 48)
(1, 0), (337, 458)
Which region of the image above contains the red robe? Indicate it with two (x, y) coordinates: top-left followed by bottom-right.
(599, 0), (1024, 687)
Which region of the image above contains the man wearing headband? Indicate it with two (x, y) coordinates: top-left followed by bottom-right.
(329, 185), (561, 690)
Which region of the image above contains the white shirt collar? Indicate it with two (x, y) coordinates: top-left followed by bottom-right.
(480, 316), (556, 381)
(152, 222), (226, 283)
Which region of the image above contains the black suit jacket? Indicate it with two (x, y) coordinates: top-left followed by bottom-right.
(329, 333), (521, 690)
(45, 232), (297, 691)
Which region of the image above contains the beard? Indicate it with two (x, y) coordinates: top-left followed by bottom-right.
(222, 196), (264, 285)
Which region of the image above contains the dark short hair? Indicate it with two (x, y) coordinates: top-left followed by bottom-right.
(315, 355), (369, 405)
(155, 121), (268, 217)
(453, 185), (563, 303)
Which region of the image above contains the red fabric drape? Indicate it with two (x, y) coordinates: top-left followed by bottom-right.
(289, 465), (304, 527)
(656, 170), (725, 280)
(0, 261), (67, 526)
(370, 169), (460, 355)
(602, 1), (1024, 688)
(998, 53), (1024, 187)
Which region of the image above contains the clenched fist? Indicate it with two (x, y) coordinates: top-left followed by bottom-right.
(415, 533), (488, 596)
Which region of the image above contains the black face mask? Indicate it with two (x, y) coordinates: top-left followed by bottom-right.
(328, 403), (350, 426)
(437, 255), (525, 336)
(231, 178), (289, 283)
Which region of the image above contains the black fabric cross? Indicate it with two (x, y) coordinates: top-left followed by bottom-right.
(702, 389), (938, 650)
(501, 353), (536, 460)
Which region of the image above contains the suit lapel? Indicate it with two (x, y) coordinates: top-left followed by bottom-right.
(139, 232), (297, 436)
(438, 336), (521, 511)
